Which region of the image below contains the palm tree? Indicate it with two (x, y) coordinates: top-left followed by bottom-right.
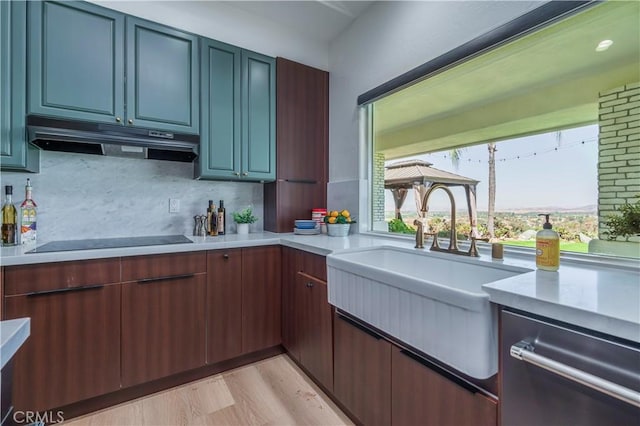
(449, 148), (463, 170)
(487, 142), (497, 240)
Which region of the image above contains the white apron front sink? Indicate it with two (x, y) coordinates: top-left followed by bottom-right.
(326, 245), (531, 379)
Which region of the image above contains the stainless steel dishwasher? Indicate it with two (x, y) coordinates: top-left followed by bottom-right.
(501, 309), (640, 426)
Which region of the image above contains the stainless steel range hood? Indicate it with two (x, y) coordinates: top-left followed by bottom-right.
(27, 115), (199, 162)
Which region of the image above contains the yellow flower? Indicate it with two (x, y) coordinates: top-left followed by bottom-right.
(341, 210), (350, 218)
(328, 216), (337, 224)
(330, 211), (339, 217)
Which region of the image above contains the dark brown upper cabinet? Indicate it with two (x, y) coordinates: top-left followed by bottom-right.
(264, 58), (328, 232)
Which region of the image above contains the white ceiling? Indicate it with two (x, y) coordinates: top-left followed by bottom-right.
(223, 1), (374, 43)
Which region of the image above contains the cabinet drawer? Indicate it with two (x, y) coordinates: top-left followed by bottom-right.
(5, 284), (121, 412)
(392, 346), (497, 426)
(121, 273), (206, 387)
(333, 312), (391, 426)
(121, 251), (206, 281)
(4, 258), (120, 295)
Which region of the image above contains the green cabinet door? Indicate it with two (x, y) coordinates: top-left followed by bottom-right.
(1, 1), (39, 172)
(27, 1), (124, 125)
(241, 51), (276, 182)
(198, 46), (275, 182)
(198, 39), (241, 179)
(126, 17), (199, 134)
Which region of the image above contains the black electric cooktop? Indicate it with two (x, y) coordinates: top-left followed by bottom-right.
(26, 235), (193, 253)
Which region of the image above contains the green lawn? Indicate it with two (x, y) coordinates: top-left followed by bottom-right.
(501, 240), (588, 253)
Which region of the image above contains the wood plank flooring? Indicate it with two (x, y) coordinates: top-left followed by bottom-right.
(64, 355), (353, 426)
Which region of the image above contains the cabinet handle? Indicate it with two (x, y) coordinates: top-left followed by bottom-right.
(223, 254), (229, 260)
(115, 117), (121, 123)
(399, 348), (479, 394)
(337, 312), (382, 340)
(128, 119), (134, 125)
(136, 273), (195, 284)
(234, 172), (240, 176)
(242, 172), (248, 176)
(306, 281), (314, 288)
(284, 179), (318, 184)
(511, 341), (640, 408)
(26, 284), (105, 297)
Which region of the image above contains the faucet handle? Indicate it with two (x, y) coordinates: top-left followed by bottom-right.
(471, 236), (490, 242)
(468, 236), (490, 257)
(413, 221), (425, 249)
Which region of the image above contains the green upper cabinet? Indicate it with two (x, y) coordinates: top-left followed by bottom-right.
(27, 2), (199, 134)
(241, 51), (276, 182)
(27, 1), (125, 125)
(1, 1), (39, 172)
(126, 17), (199, 134)
(198, 39), (241, 179)
(198, 41), (275, 182)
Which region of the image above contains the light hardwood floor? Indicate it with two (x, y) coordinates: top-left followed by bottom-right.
(64, 355), (353, 426)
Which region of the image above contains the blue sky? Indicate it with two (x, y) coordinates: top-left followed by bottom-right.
(384, 124), (599, 212)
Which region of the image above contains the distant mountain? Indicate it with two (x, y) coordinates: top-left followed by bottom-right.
(398, 204), (598, 215)
(502, 204), (597, 214)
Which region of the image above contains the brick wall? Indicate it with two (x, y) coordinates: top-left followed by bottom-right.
(372, 152), (386, 229)
(598, 82), (640, 241)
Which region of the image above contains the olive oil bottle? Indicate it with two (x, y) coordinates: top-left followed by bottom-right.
(207, 200), (218, 236)
(217, 200), (226, 235)
(1, 186), (17, 246)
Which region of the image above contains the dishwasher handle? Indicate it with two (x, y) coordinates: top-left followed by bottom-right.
(510, 340), (640, 408)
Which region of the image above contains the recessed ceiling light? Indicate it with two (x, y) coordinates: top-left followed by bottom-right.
(595, 39), (613, 52)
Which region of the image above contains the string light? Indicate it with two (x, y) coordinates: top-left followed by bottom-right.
(426, 138), (596, 164)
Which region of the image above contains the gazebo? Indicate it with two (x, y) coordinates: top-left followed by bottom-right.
(384, 160), (480, 237)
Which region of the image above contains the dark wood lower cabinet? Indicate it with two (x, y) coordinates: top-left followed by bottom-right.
(241, 246), (282, 354)
(281, 247), (302, 360)
(121, 273), (206, 387)
(281, 249), (332, 391)
(4, 284), (121, 412)
(392, 346), (497, 426)
(298, 272), (333, 392)
(333, 312), (392, 426)
(3, 246), (500, 424)
(206, 249), (242, 364)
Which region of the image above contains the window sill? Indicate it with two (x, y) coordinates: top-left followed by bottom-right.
(362, 231), (639, 270)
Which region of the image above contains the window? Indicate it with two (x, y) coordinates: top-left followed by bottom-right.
(368, 1), (639, 258)
(374, 125), (598, 254)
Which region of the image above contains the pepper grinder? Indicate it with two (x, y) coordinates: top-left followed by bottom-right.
(194, 215), (207, 237)
(199, 216), (207, 236)
(193, 215), (201, 236)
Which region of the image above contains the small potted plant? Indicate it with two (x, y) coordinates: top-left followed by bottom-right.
(324, 209), (355, 237)
(232, 206), (258, 235)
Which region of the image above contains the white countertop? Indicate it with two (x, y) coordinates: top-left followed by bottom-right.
(2, 232), (639, 343)
(483, 263), (640, 343)
(1, 318), (30, 369)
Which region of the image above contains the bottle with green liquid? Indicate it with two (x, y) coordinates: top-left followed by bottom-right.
(1, 185), (17, 246)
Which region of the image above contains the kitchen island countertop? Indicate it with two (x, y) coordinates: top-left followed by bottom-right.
(1, 318), (30, 369)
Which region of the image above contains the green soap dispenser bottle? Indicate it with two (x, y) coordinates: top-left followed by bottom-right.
(536, 214), (559, 271)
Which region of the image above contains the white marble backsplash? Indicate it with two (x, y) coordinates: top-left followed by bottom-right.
(327, 179), (369, 234)
(0, 151), (263, 242)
